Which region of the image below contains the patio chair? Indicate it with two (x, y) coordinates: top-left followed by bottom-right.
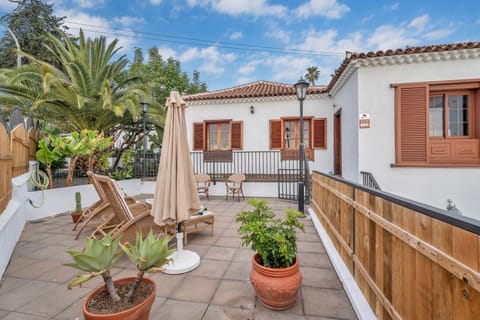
(72, 171), (139, 240)
(92, 173), (174, 244)
(225, 173), (245, 202)
(195, 173), (211, 200)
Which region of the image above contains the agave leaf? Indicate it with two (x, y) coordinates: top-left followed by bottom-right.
(67, 273), (93, 288)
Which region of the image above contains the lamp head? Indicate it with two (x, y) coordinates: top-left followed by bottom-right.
(140, 100), (149, 113)
(294, 77), (309, 101)
(250, 105), (255, 114)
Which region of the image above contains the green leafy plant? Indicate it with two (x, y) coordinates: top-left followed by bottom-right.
(65, 230), (173, 303)
(110, 149), (134, 180)
(236, 199), (304, 268)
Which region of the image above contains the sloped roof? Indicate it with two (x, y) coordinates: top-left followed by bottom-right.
(184, 80), (326, 101)
(327, 41), (480, 91)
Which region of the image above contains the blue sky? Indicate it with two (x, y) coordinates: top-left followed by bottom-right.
(0, 0), (478, 90)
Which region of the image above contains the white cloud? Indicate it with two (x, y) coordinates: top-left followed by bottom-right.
(150, 0), (162, 4)
(236, 76), (256, 84)
(266, 56), (314, 82)
(265, 28), (291, 43)
(157, 47), (178, 59)
(186, 0), (287, 17)
(230, 31), (243, 40)
(361, 14), (374, 24)
(367, 25), (418, 50)
(178, 46), (236, 75)
(296, 0), (350, 19)
(424, 28), (454, 40)
(238, 60), (262, 75)
(113, 16), (145, 27)
(73, 0), (105, 9)
(387, 2), (399, 10)
(295, 29), (363, 54)
(57, 9), (136, 50)
(0, 0), (15, 10)
(409, 14), (430, 31)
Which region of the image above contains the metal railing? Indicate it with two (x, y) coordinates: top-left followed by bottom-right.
(360, 171), (381, 190)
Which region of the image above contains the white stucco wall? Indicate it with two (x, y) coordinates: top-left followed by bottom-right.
(185, 95), (334, 173)
(332, 70), (359, 180)
(350, 56), (480, 219)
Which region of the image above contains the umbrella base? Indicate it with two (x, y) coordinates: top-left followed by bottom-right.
(163, 250), (200, 274)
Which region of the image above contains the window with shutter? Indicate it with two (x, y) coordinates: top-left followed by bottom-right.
(313, 118), (327, 149)
(395, 85), (428, 164)
(231, 121), (243, 150)
(270, 120), (282, 149)
(193, 122), (204, 151)
(394, 79), (480, 166)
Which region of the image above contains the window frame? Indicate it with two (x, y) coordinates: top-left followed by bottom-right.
(206, 121), (231, 150)
(193, 119), (243, 152)
(393, 79), (480, 167)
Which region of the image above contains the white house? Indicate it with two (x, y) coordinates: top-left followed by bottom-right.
(184, 42), (480, 220)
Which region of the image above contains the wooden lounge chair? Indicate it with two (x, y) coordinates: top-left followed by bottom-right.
(72, 171), (139, 240)
(225, 174), (245, 202)
(195, 173), (211, 200)
(92, 173), (173, 244)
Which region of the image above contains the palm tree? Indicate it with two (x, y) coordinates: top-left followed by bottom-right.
(305, 66), (320, 86)
(0, 29), (152, 133)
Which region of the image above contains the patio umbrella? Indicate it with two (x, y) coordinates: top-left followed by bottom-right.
(151, 89), (202, 274)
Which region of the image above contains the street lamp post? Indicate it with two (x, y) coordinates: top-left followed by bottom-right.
(293, 77), (309, 214)
(141, 100), (149, 178)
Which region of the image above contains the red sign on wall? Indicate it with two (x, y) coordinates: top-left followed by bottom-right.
(359, 113), (370, 129)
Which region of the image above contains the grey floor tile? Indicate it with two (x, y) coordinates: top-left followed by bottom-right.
(223, 262), (250, 281)
(211, 280), (255, 310)
(202, 304), (253, 320)
(190, 259), (230, 279)
(302, 287), (356, 319)
(0, 277), (29, 296)
(204, 246), (237, 261)
(297, 241), (326, 254)
(149, 272), (186, 297)
(17, 284), (90, 319)
(300, 267), (342, 289)
(215, 236), (243, 248)
(0, 280), (57, 311)
(254, 309), (307, 320)
(298, 252), (333, 269)
(151, 299), (208, 320)
(0, 312), (45, 320)
(233, 248), (255, 262)
(171, 276), (219, 303)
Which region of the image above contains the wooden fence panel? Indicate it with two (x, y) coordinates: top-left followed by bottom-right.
(11, 124), (29, 177)
(311, 171), (480, 320)
(0, 124), (12, 213)
(28, 128), (37, 160)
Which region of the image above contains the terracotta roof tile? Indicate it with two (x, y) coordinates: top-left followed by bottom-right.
(327, 41), (480, 92)
(184, 80), (326, 101)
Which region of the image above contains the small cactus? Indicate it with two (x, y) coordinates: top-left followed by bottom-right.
(75, 192), (82, 212)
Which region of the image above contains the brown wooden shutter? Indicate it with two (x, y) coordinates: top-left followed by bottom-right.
(395, 85), (428, 164)
(231, 121), (243, 150)
(312, 118), (326, 148)
(270, 120), (282, 149)
(193, 122), (205, 150)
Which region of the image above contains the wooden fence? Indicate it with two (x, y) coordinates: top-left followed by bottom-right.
(0, 123), (37, 213)
(311, 171), (480, 320)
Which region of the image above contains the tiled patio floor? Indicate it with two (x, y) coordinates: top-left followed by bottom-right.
(0, 197), (356, 320)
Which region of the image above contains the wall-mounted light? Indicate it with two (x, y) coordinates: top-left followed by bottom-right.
(250, 105), (255, 114)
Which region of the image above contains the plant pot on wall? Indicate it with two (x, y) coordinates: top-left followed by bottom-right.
(250, 253), (302, 310)
(82, 277), (156, 320)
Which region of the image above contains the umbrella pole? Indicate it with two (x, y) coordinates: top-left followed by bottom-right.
(176, 223), (184, 252)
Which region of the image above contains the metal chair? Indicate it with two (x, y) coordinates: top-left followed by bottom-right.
(225, 174), (245, 202)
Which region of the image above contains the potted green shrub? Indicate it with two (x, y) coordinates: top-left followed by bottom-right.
(65, 230), (174, 320)
(236, 199), (304, 310)
(71, 192), (83, 223)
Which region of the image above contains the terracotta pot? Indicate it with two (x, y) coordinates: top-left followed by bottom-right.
(250, 253), (302, 310)
(71, 212), (82, 223)
(82, 277), (156, 320)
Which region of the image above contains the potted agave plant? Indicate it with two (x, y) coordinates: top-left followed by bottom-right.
(236, 199), (304, 310)
(65, 230), (174, 320)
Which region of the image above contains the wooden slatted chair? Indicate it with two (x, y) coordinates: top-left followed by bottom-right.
(92, 173), (174, 244)
(225, 173), (245, 202)
(72, 171), (140, 240)
(195, 173), (211, 200)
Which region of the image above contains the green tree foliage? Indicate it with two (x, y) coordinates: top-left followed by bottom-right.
(0, 0), (70, 68)
(0, 30), (152, 133)
(305, 66), (320, 86)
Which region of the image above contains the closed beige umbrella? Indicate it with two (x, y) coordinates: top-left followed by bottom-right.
(151, 90), (201, 274)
